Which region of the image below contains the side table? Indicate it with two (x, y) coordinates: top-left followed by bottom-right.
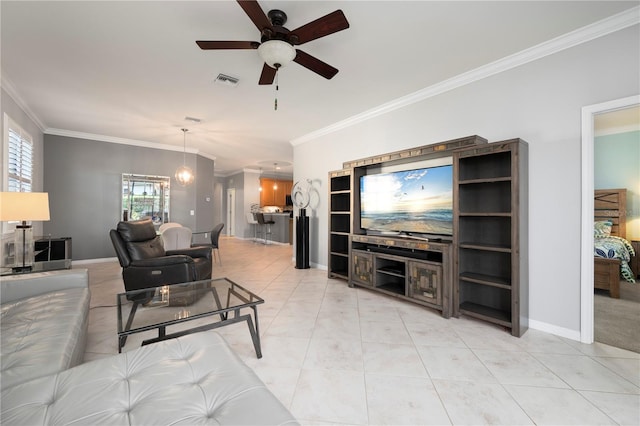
(1, 236), (72, 276)
(1, 258), (72, 276)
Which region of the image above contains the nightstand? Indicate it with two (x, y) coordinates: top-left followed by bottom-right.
(631, 240), (639, 278)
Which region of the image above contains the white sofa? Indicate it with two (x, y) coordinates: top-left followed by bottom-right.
(2, 331), (298, 425)
(1, 269), (90, 389)
(1, 269), (298, 425)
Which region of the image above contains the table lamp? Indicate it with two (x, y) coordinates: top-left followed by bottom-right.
(0, 192), (50, 272)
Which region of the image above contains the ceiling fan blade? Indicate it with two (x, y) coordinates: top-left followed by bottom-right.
(237, 0), (271, 31)
(196, 41), (259, 50)
(290, 10), (349, 45)
(258, 63), (277, 85)
(294, 50), (338, 80)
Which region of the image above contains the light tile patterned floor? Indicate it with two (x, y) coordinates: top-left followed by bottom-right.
(82, 236), (639, 425)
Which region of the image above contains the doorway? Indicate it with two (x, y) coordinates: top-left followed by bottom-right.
(580, 95), (639, 344)
(227, 188), (236, 237)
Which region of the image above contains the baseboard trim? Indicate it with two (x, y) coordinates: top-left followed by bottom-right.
(73, 257), (117, 265)
(229, 236), (294, 246)
(311, 262), (327, 271)
(529, 319), (581, 342)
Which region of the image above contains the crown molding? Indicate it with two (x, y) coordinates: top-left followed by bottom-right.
(0, 74), (46, 131)
(46, 128), (195, 153)
(44, 128), (217, 159)
(291, 6), (640, 146)
(197, 151), (217, 162)
(211, 167), (260, 180)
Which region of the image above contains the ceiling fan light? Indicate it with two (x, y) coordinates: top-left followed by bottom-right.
(258, 40), (296, 68)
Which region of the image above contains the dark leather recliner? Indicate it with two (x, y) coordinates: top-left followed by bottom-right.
(110, 219), (212, 298)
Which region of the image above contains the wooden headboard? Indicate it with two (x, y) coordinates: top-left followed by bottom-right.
(594, 188), (627, 238)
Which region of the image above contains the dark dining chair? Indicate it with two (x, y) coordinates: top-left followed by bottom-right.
(195, 223), (225, 265)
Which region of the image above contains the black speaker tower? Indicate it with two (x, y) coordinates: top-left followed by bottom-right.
(295, 208), (310, 269)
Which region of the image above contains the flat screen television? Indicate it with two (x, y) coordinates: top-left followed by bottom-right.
(359, 164), (453, 237)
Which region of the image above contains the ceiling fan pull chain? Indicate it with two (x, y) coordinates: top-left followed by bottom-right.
(274, 69), (279, 110)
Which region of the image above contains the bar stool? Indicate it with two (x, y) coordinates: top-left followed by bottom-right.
(246, 212), (258, 242)
(255, 213), (275, 244)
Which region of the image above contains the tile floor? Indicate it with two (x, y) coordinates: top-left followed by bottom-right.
(82, 237), (639, 425)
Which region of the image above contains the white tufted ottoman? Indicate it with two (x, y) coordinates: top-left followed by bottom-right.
(1, 269), (90, 389)
(1, 331), (298, 425)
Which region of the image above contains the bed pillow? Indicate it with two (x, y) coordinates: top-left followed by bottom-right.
(594, 220), (612, 237)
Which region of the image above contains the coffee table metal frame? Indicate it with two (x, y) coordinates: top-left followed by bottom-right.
(117, 277), (264, 357)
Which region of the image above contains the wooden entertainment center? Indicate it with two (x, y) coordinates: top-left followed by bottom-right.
(328, 135), (529, 336)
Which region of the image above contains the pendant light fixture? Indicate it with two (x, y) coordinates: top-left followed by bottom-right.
(273, 163), (278, 190)
(175, 128), (195, 186)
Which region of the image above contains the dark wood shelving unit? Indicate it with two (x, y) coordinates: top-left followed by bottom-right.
(454, 139), (528, 337)
(327, 135), (528, 335)
(328, 170), (352, 280)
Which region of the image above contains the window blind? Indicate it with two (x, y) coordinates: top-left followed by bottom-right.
(7, 122), (33, 192)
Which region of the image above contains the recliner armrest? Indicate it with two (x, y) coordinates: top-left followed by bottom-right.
(167, 246), (212, 260)
(129, 255), (194, 268)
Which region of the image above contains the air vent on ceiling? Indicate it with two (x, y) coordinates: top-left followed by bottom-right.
(214, 74), (239, 87)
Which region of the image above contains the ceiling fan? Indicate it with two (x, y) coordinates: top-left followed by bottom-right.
(196, 0), (350, 85)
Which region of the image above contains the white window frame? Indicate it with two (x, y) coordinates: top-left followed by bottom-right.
(3, 113), (35, 233)
(4, 114), (34, 193)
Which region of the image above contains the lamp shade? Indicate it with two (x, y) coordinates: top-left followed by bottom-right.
(258, 40), (296, 68)
(0, 192), (50, 222)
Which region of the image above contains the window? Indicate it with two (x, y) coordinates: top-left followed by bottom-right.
(6, 115), (34, 193)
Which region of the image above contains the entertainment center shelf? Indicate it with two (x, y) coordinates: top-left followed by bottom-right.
(328, 169), (352, 280)
(327, 135), (528, 336)
(351, 234), (451, 317)
(454, 139), (528, 336)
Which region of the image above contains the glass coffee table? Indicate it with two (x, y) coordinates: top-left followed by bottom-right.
(117, 277), (264, 357)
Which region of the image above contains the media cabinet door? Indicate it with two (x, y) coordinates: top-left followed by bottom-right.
(407, 261), (442, 307)
(351, 250), (373, 286)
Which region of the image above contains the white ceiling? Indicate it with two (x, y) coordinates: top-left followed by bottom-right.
(2, 1), (637, 176)
(595, 106), (640, 136)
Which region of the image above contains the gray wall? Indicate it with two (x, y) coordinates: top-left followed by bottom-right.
(193, 154), (216, 244)
(213, 176), (226, 229)
(225, 171), (245, 238)
(594, 130), (640, 240)
(0, 88), (45, 198)
(293, 25), (640, 336)
(43, 134), (215, 260)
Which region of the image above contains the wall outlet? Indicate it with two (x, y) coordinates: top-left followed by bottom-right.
(190, 210), (195, 216)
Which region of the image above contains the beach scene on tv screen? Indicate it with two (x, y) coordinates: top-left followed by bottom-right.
(361, 165), (453, 235)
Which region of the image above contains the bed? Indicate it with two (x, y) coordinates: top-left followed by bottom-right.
(594, 189), (636, 298)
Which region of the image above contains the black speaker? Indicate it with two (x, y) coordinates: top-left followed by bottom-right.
(295, 209), (309, 269)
